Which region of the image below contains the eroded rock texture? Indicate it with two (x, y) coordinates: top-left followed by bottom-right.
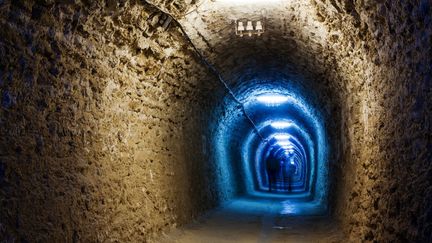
(313, 1), (431, 241)
(0, 1), (225, 242)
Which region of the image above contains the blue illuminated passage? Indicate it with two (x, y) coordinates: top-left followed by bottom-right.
(212, 80), (329, 214)
(259, 132), (308, 193)
(252, 119), (313, 195)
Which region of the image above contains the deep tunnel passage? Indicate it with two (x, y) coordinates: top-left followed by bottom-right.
(214, 82), (328, 203)
(0, 0), (431, 242)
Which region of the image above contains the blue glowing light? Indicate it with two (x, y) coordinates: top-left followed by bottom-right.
(285, 148), (295, 153)
(280, 144), (294, 148)
(271, 121), (292, 129)
(290, 158), (295, 165)
(273, 134), (291, 140)
(214, 80), (329, 215)
(276, 141), (292, 146)
(256, 94), (289, 105)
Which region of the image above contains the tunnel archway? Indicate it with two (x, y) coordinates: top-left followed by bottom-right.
(212, 75), (329, 214)
(253, 122), (312, 194)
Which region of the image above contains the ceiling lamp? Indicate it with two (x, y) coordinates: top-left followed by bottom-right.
(238, 21), (245, 31)
(274, 134), (291, 140)
(283, 147), (295, 155)
(256, 94), (288, 104)
(255, 21), (263, 36)
(271, 121), (293, 129)
(246, 21), (253, 37)
(281, 145), (294, 149)
(277, 141), (292, 146)
(235, 19), (265, 37)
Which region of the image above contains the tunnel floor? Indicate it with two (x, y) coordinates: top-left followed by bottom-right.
(160, 196), (344, 243)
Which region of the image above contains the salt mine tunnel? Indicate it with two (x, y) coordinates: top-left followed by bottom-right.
(0, 0), (431, 242)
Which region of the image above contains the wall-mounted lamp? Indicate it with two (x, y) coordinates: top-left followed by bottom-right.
(235, 19), (265, 37)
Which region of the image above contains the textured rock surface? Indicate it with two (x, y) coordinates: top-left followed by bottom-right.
(0, 0), (431, 242)
(314, 1), (432, 241)
(0, 1), (225, 242)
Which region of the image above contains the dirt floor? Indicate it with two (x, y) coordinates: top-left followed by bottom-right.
(159, 196), (345, 243)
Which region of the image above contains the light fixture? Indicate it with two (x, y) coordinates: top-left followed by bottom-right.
(274, 134), (290, 140)
(246, 21), (253, 37)
(255, 21), (263, 36)
(256, 21), (263, 30)
(275, 140), (294, 147)
(284, 148), (295, 155)
(281, 145), (294, 149)
(237, 21), (245, 37)
(238, 22), (245, 31)
(271, 121), (292, 129)
(277, 141), (292, 146)
(246, 21), (253, 31)
(235, 19), (265, 37)
(256, 94), (289, 104)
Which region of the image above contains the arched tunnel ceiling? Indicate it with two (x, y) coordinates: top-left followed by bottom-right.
(147, 0), (372, 141)
(148, 0), (383, 104)
(213, 81), (328, 204)
(178, 0), (344, 92)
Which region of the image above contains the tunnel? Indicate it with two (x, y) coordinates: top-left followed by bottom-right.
(214, 76), (328, 201)
(0, 0), (431, 242)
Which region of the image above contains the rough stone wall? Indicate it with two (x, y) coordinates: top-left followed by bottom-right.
(313, 0), (432, 241)
(0, 1), (223, 242)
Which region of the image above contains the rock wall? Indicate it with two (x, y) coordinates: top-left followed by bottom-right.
(313, 0), (432, 241)
(0, 1), (224, 242)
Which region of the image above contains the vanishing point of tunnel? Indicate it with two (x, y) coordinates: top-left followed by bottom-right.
(0, 0), (431, 242)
